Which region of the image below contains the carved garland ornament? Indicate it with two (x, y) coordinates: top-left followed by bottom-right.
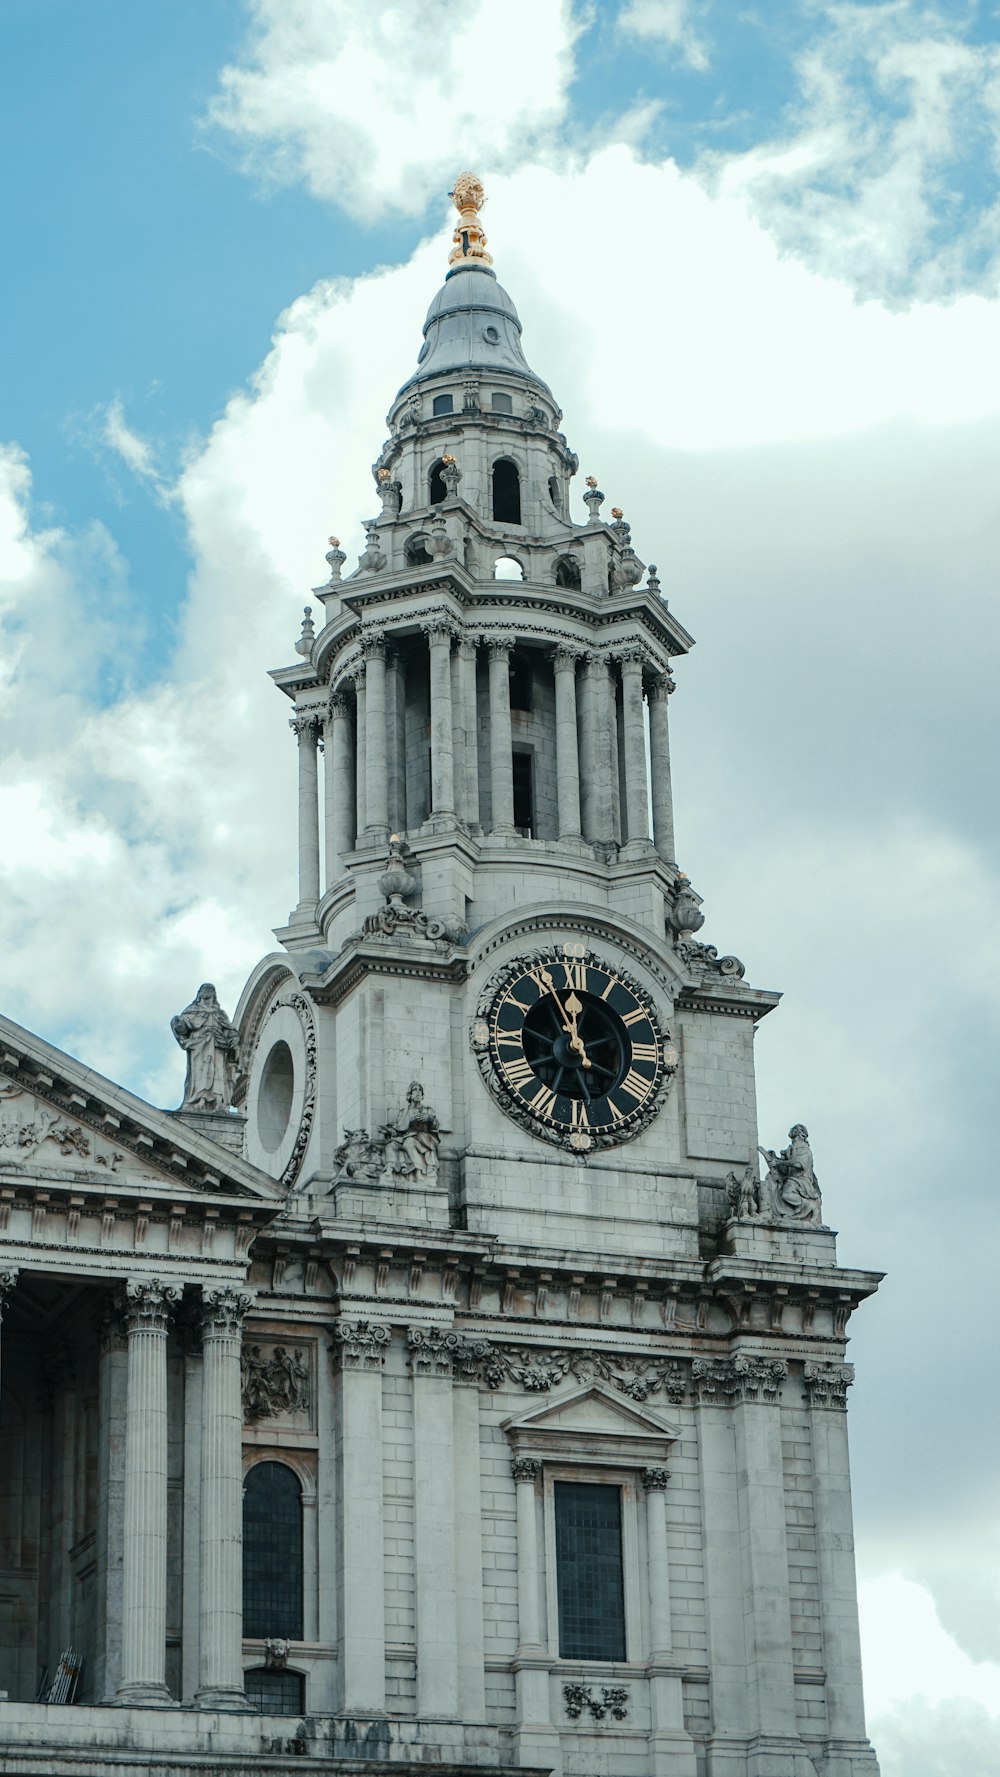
(406, 1329), (687, 1402)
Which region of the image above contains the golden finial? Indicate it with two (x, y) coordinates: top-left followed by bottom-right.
(611, 507), (624, 520)
(448, 171), (493, 269)
(377, 468), (391, 482)
(586, 475), (598, 488)
(441, 452), (456, 464)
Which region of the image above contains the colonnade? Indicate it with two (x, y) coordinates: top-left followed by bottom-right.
(290, 630), (678, 909)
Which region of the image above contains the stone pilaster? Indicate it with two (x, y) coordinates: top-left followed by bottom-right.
(326, 692), (353, 884)
(648, 671), (676, 864)
(620, 648), (651, 847)
(553, 648), (582, 839)
(385, 649), (407, 833)
(510, 1456), (557, 1770)
(117, 1278), (180, 1706)
(408, 1331), (459, 1718)
(195, 1285), (254, 1710)
(487, 637), (515, 833)
(425, 621), (456, 820)
(453, 1359), (487, 1721)
(330, 1320), (389, 1713)
(642, 1467), (699, 1777)
(456, 634), (481, 828)
(290, 713), (321, 909)
(353, 664), (367, 840)
(580, 653), (614, 845)
(804, 1364), (878, 1772)
(95, 1294), (127, 1701)
(362, 633), (389, 840)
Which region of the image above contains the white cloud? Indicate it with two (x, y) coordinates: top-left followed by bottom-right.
(102, 396), (170, 498)
(705, 2), (1000, 299)
(208, 0), (580, 219)
(619, 0), (708, 70)
(860, 1575), (1000, 1718)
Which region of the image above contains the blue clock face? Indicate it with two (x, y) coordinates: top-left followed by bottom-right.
(474, 946), (675, 1152)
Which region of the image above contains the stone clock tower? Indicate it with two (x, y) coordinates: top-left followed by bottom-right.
(0, 175), (881, 1777)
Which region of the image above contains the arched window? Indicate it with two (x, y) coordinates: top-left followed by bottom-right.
(554, 555), (581, 590)
(406, 534), (433, 566)
(494, 556), (524, 581)
(548, 475), (562, 512)
(243, 1462), (304, 1640)
(429, 460), (447, 505)
(492, 459), (521, 525)
(244, 1667), (306, 1716)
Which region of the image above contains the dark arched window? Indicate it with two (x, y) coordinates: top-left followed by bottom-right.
(406, 534), (433, 566)
(492, 459), (521, 525)
(548, 475), (562, 512)
(555, 555), (581, 589)
(429, 459), (447, 504)
(243, 1462), (303, 1639)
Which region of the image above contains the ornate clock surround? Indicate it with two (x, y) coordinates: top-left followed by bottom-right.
(471, 944), (676, 1154)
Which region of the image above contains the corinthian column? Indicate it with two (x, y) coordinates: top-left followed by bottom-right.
(641, 1467), (697, 1771)
(363, 633), (389, 840)
(326, 692), (353, 884)
(552, 649), (582, 840)
(425, 621), (456, 819)
(117, 1278), (180, 1706)
(805, 1363), (874, 1762)
(619, 647), (651, 845)
(647, 671), (676, 863)
(290, 713), (321, 909)
(385, 649), (407, 833)
(456, 635), (481, 828)
(580, 653), (613, 845)
(487, 637), (515, 833)
(195, 1285), (254, 1710)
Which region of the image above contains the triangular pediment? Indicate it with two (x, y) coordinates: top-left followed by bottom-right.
(502, 1381), (679, 1459)
(0, 1011), (282, 1206)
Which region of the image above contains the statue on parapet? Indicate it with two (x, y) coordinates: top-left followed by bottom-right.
(171, 983), (239, 1113)
(381, 1081), (441, 1181)
(725, 1162), (762, 1219)
(758, 1124), (823, 1224)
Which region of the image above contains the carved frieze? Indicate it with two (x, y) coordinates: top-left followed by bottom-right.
(563, 1682), (629, 1722)
(692, 1354), (787, 1405)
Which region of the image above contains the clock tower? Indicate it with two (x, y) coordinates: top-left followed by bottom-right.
(229, 173), (882, 1777)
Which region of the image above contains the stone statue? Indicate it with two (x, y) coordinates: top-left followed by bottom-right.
(725, 1162), (762, 1220)
(171, 983), (239, 1113)
(332, 1127), (385, 1181)
(758, 1125), (823, 1225)
(382, 1081), (441, 1181)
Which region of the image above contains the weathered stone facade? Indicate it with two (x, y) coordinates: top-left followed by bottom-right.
(0, 177), (881, 1776)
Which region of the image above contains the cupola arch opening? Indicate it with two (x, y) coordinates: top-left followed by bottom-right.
(492, 456), (521, 525)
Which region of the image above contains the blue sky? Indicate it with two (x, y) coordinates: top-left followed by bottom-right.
(2, 4), (1000, 1771)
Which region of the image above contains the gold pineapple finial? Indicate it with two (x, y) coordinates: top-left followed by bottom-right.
(448, 171), (493, 268)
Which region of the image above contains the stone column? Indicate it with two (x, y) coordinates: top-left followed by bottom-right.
(647, 671), (676, 863)
(385, 649), (407, 833)
(553, 649), (582, 840)
(326, 692), (353, 884)
(95, 1294), (127, 1701)
(620, 648), (651, 845)
(330, 1321), (389, 1713)
(642, 1468), (698, 1774)
(580, 653), (613, 845)
(363, 633), (389, 840)
(510, 1456), (555, 1767)
(117, 1278), (180, 1706)
(409, 1333), (459, 1718)
(805, 1364), (874, 1765)
(425, 621), (456, 819)
(487, 637), (515, 833)
(453, 1369), (486, 1721)
(455, 635), (481, 828)
(290, 713), (321, 909)
(195, 1285), (253, 1710)
(694, 1365), (751, 1765)
(0, 1269), (17, 1395)
(354, 664), (367, 839)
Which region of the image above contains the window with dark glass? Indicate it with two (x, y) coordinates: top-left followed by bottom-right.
(554, 1481), (626, 1661)
(244, 1667), (305, 1716)
(492, 458), (521, 524)
(555, 554), (581, 589)
(512, 750), (534, 836)
(432, 393), (454, 416)
(491, 392), (513, 413)
(429, 459), (447, 504)
(243, 1462), (304, 1639)
(508, 651), (532, 711)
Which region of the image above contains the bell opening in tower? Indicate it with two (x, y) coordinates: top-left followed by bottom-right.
(492, 457), (521, 524)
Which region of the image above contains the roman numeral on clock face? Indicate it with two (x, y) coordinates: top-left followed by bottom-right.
(528, 1083), (557, 1119)
(502, 1057), (535, 1090)
(621, 1005), (647, 1028)
(619, 1067), (652, 1102)
(629, 1041), (659, 1064)
(561, 961), (587, 991)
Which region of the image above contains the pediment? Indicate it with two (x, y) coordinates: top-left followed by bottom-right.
(502, 1381), (679, 1465)
(0, 1012), (281, 1207)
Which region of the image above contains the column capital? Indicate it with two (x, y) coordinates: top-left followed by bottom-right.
(580, 649), (609, 678)
(641, 1466), (672, 1492)
(0, 1266), (19, 1321)
(803, 1360), (854, 1410)
(330, 1317), (391, 1371)
(692, 1354), (787, 1406)
(511, 1455), (541, 1483)
(646, 670), (676, 702)
(327, 690), (351, 721)
(123, 1278), (181, 1333)
(352, 658), (367, 687)
(289, 711), (323, 744)
(361, 630), (387, 661)
(456, 632), (480, 660)
(616, 644), (648, 670)
(484, 633), (512, 662)
(95, 1289), (128, 1353)
(423, 616), (457, 644)
(199, 1284), (255, 1338)
(552, 645), (580, 672)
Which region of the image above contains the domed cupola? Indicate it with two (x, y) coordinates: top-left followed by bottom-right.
(391, 173), (554, 414)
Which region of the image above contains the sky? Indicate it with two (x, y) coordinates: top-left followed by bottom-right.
(1, 2), (999, 1769)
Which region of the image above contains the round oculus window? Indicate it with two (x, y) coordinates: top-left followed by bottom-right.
(482, 325), (500, 344)
(257, 1039), (295, 1153)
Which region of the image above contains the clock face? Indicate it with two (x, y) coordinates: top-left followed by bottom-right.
(472, 946), (676, 1152)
